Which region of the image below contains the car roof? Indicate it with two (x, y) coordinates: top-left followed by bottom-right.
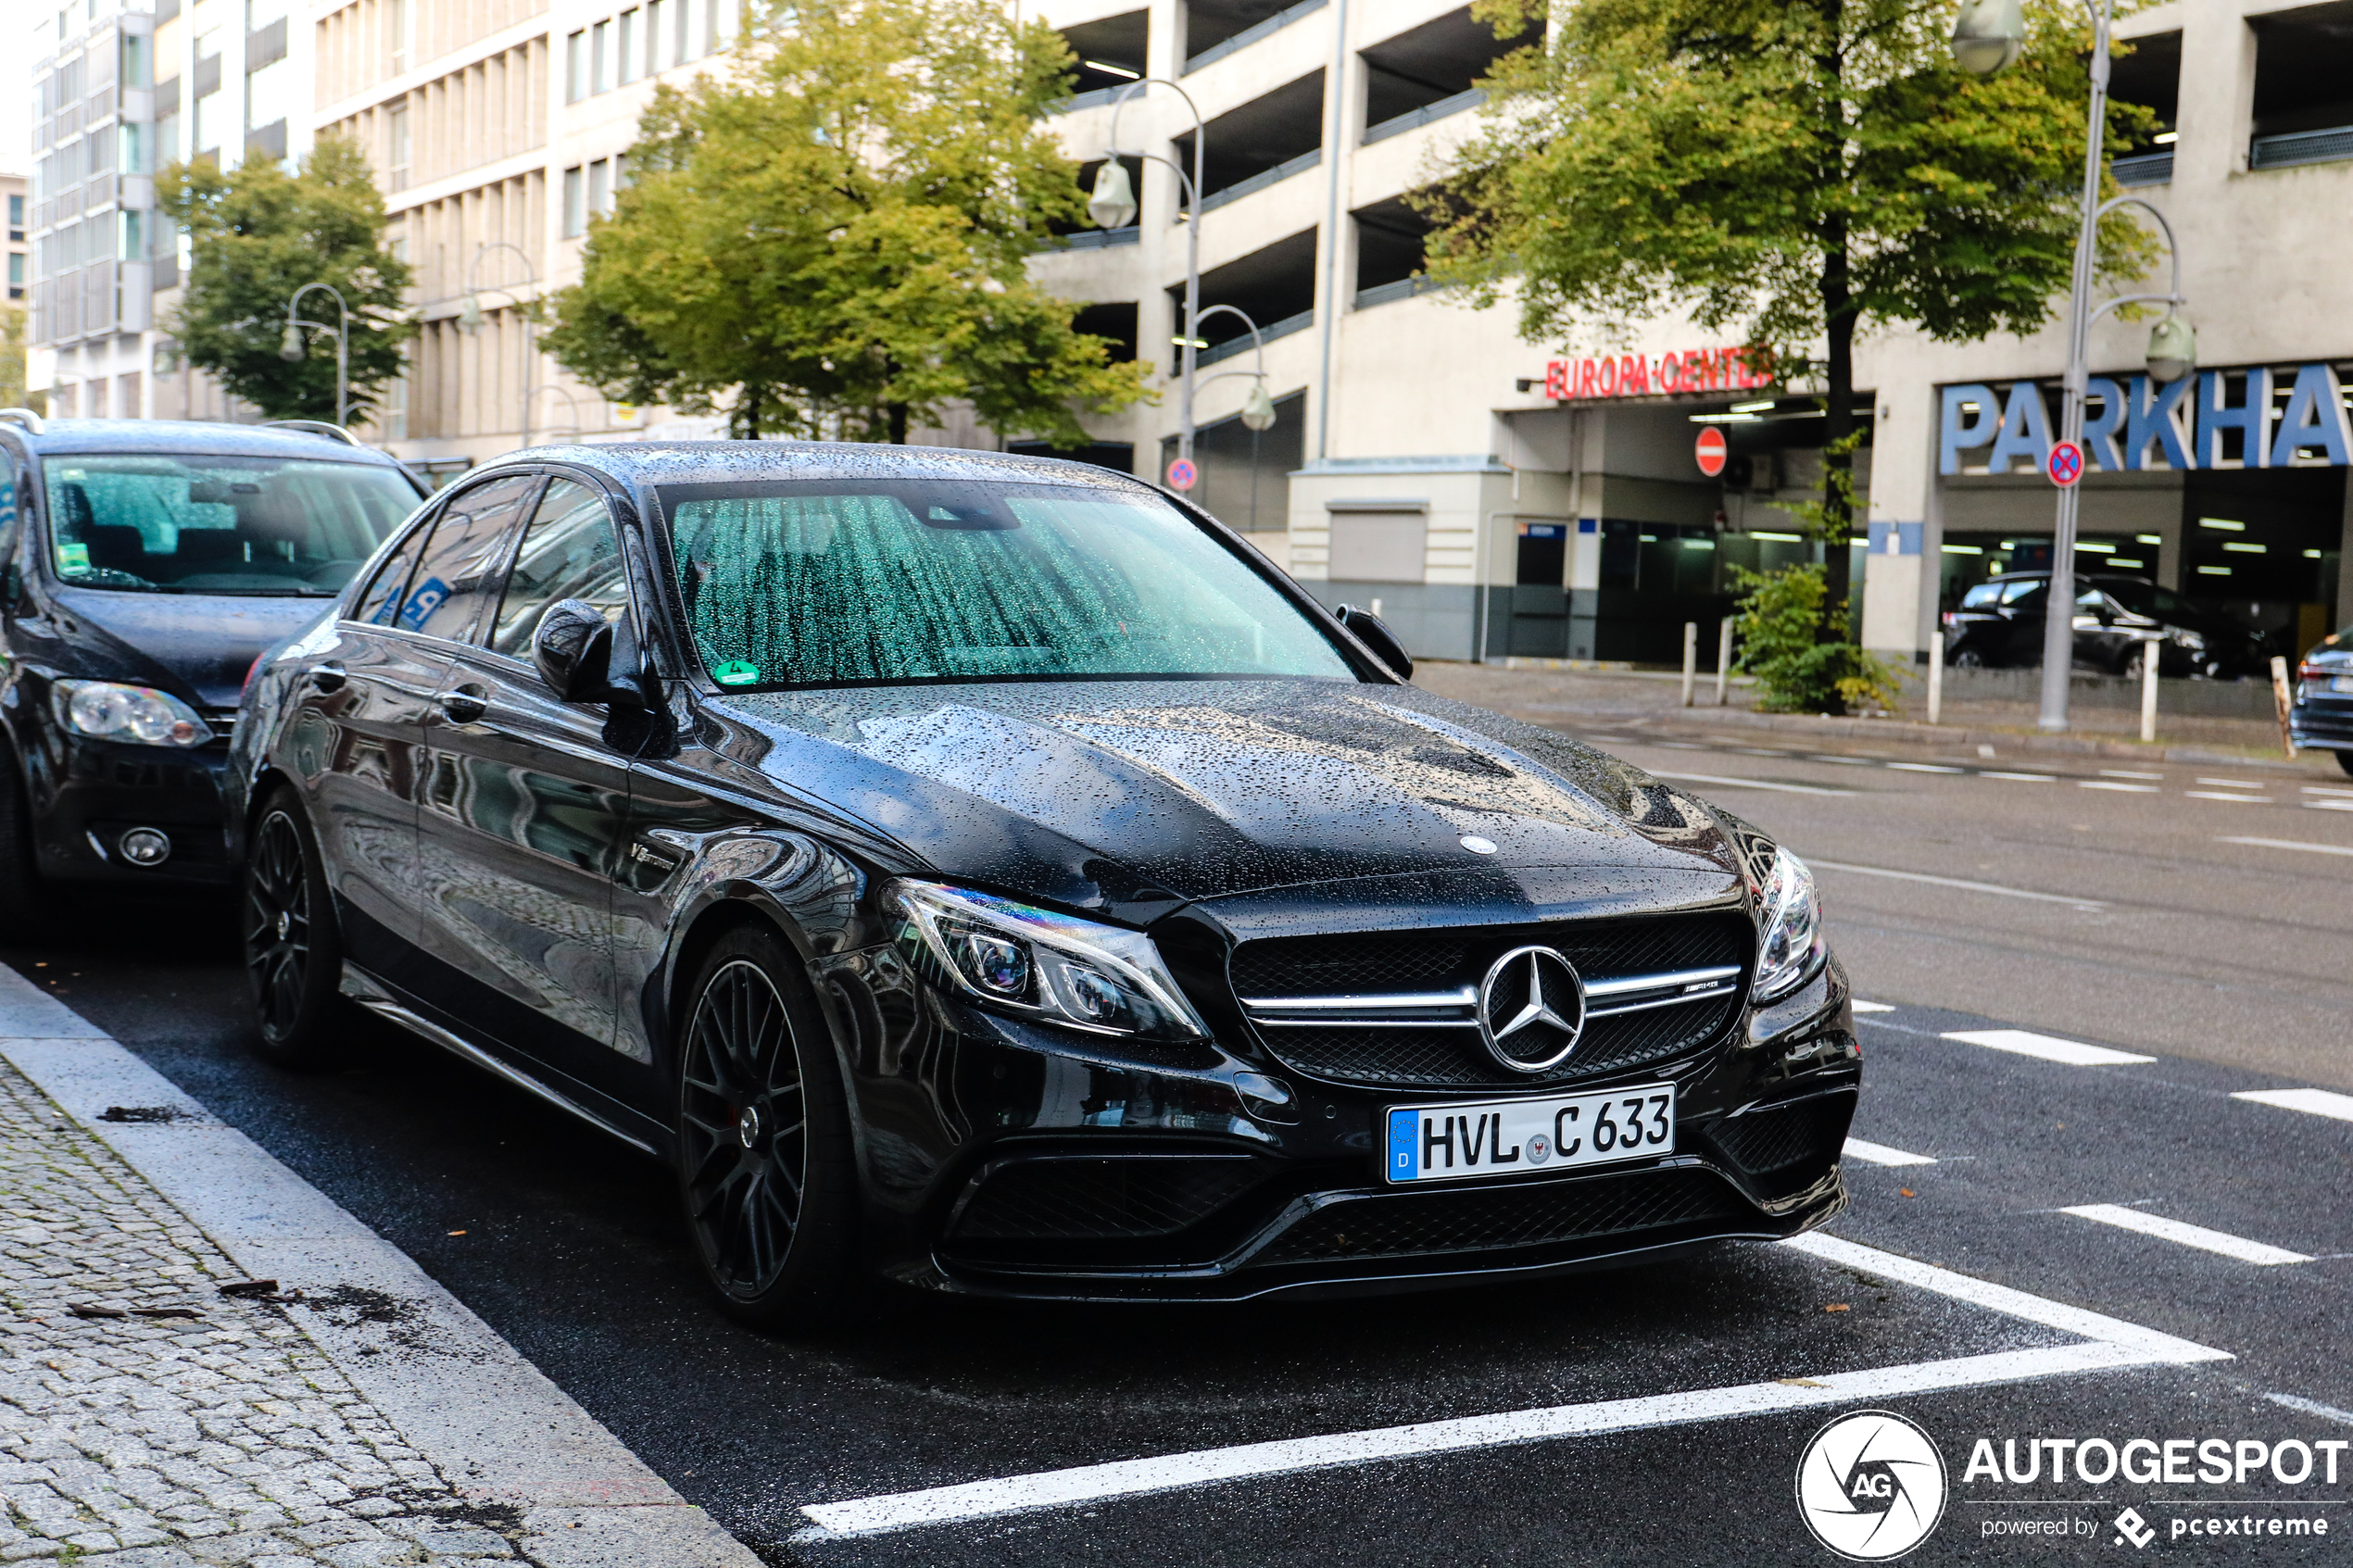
(2, 418), (413, 470)
(488, 440), (1164, 502)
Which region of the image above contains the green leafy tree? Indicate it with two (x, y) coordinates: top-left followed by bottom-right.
(542, 0), (1150, 442)
(1425, 0), (2155, 682)
(1730, 562), (1904, 712)
(157, 136), (414, 422)
(0, 304), (38, 413)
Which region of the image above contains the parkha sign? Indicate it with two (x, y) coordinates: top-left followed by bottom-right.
(1546, 347), (1772, 401)
(1939, 363), (2353, 475)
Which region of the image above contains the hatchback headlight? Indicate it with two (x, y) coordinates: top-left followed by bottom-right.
(1753, 846), (1824, 1002)
(51, 680), (212, 747)
(887, 880), (1208, 1040)
(2166, 625), (2205, 652)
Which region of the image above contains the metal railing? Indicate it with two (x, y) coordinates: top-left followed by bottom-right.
(2110, 149), (2172, 186)
(1181, 0), (1326, 74)
(1196, 149), (1320, 216)
(1352, 274), (1445, 310)
(2250, 124), (2353, 170)
(1363, 87), (1483, 146)
(1195, 307), (1312, 368)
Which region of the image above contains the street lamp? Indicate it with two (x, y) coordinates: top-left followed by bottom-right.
(1194, 305), (1278, 523)
(1952, 0), (2196, 734)
(281, 282), (352, 427)
(460, 241), (540, 449)
(1090, 79), (1220, 484)
(530, 383), (588, 443)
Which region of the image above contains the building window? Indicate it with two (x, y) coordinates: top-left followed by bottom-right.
(646, 0), (665, 71)
(8, 194), (23, 240)
(387, 102), (409, 191)
(566, 31), (586, 102)
(120, 32), (148, 86)
(7, 253), (23, 298)
(119, 120), (145, 173)
(674, 0), (691, 62)
(120, 208), (144, 258)
(587, 158), (610, 219)
(156, 107), (181, 167)
(116, 372), (141, 420)
(592, 20), (610, 93)
(618, 9), (637, 83)
(562, 165), (585, 236)
(390, 0), (409, 74)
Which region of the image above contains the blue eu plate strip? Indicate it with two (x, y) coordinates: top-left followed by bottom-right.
(1388, 1109), (1418, 1182)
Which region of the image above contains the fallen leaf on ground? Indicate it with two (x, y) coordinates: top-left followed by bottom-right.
(1824, 1303), (1851, 1313)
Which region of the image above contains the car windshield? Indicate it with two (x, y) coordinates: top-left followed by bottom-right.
(2095, 578), (2190, 619)
(661, 478), (1358, 688)
(44, 455), (420, 596)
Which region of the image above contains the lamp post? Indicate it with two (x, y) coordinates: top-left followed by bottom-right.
(1088, 79), (1223, 486)
(1194, 305), (1278, 523)
(280, 282), (351, 427)
(1951, 0), (2196, 733)
(529, 383), (588, 443)
(459, 241), (540, 450)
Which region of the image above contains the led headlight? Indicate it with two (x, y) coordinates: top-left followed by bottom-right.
(51, 681), (212, 747)
(887, 880), (1208, 1040)
(1753, 846), (1824, 1002)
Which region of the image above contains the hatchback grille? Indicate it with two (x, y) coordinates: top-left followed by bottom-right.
(1228, 915), (1748, 1089)
(1254, 1168), (1746, 1265)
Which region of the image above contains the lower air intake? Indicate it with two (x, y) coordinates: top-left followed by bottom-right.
(1254, 1168), (1747, 1265)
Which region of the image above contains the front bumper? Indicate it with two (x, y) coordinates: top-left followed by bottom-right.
(22, 729), (235, 887)
(824, 947), (1860, 1302)
(2289, 697), (2353, 751)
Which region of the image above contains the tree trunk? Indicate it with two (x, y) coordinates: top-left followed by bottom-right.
(1819, 297), (1856, 647)
(887, 402), (910, 444)
(738, 382), (763, 440)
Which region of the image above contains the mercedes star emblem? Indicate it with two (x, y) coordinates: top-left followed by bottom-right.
(1476, 946), (1587, 1073)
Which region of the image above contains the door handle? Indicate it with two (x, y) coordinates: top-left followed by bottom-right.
(438, 684), (489, 724)
(308, 662), (346, 693)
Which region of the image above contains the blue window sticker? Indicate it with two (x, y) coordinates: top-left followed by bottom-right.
(398, 575), (450, 631)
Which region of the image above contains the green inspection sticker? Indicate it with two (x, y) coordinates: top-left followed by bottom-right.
(711, 660), (761, 686)
(56, 543), (90, 572)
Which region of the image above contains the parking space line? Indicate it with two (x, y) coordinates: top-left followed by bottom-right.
(1850, 1000), (1896, 1013)
(2100, 770), (2165, 780)
(2307, 800), (2353, 812)
(1942, 1029), (2156, 1067)
(1982, 771), (2057, 783)
(2081, 780), (2160, 793)
(2268, 1394), (2353, 1427)
(1886, 762), (1965, 773)
(2186, 791), (2271, 803)
(1811, 861), (2105, 909)
(2218, 835), (2353, 857)
(792, 1236), (2227, 1540)
(1649, 771), (1856, 797)
(2233, 1087), (2353, 1122)
(2196, 779), (2266, 789)
(1843, 1138), (1937, 1167)
(2060, 1205), (2312, 1266)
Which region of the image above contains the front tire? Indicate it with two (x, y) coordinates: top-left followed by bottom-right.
(674, 924), (860, 1331)
(1950, 647), (1985, 671)
(242, 790), (346, 1067)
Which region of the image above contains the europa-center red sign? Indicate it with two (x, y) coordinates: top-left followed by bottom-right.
(1543, 347), (1772, 402)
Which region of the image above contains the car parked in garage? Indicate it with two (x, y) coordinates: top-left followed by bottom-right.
(0, 411), (424, 935)
(229, 442), (1858, 1325)
(1941, 570), (2264, 678)
(2289, 624), (2353, 775)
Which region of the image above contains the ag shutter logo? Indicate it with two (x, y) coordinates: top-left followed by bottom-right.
(1796, 1410), (1949, 1561)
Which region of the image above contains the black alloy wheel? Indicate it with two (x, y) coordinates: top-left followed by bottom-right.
(676, 924), (858, 1329)
(0, 737), (46, 944)
(242, 790), (346, 1067)
(1950, 647), (1985, 671)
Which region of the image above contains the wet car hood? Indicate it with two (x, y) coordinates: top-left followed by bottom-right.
(711, 680), (1747, 917)
(45, 587), (330, 709)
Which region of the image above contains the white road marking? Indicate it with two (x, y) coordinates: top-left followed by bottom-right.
(1850, 1000), (1896, 1013)
(1982, 771), (2057, 782)
(2100, 769), (2165, 780)
(2307, 799), (2353, 812)
(1843, 1138), (1937, 1167)
(1808, 755), (1878, 766)
(1649, 771), (1856, 797)
(2196, 778), (2266, 789)
(2219, 835), (2353, 858)
(1810, 861), (2105, 908)
(2186, 791), (2271, 803)
(791, 1234), (2226, 1539)
(2080, 780), (2160, 793)
(2060, 1205), (2312, 1266)
(2233, 1087), (2353, 1122)
(2269, 1394), (2353, 1427)
(2302, 785), (2353, 797)
(1942, 1029), (2155, 1067)
(1886, 762), (1965, 773)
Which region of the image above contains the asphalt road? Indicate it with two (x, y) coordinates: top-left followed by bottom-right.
(10, 724), (2352, 1566)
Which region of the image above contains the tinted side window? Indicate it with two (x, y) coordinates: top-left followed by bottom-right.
(1999, 578), (2046, 608)
(489, 478), (628, 659)
(1959, 583), (2002, 610)
(350, 519), (432, 627)
(399, 475), (539, 642)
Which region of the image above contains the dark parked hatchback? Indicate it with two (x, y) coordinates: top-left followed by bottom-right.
(230, 443), (1857, 1325)
(2289, 625), (2353, 775)
(0, 412), (423, 932)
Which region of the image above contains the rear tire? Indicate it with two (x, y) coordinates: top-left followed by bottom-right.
(1950, 647), (1984, 671)
(242, 789), (347, 1068)
(0, 737), (45, 945)
(2337, 751), (2353, 779)
(674, 924), (861, 1332)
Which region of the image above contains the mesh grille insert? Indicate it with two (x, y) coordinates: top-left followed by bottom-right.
(1707, 1095), (1856, 1180)
(951, 1157), (1267, 1242)
(1255, 1168), (1746, 1265)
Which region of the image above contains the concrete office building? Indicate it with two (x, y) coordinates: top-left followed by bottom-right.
(1033, 0), (2353, 669)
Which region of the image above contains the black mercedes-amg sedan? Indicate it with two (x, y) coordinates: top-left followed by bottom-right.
(227, 443), (1857, 1326)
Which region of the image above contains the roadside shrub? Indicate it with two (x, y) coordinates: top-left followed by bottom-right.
(1730, 563), (1904, 715)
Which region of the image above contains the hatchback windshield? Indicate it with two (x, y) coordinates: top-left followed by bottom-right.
(44, 455), (420, 596)
(661, 480), (1357, 687)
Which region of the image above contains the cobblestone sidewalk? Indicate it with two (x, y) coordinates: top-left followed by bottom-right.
(0, 1056), (530, 1567)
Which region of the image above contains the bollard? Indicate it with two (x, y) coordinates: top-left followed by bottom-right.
(1680, 622), (1697, 707)
(1716, 618), (1734, 705)
(1927, 646), (1943, 727)
(2270, 656), (2296, 759)
(2140, 636), (2159, 745)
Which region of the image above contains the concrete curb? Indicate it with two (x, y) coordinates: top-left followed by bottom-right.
(0, 966), (762, 1568)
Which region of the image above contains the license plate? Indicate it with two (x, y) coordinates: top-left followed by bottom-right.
(2333, 675), (2353, 694)
(1384, 1085), (1676, 1185)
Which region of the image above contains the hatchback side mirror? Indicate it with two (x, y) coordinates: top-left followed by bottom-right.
(533, 598), (650, 708)
(1337, 605), (1413, 681)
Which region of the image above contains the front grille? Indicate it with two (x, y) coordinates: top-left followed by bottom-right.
(950, 1156), (1269, 1243)
(1706, 1095), (1855, 1183)
(1229, 915), (1748, 1089)
(1254, 1168), (1747, 1265)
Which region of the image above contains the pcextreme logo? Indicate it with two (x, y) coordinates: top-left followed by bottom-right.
(1797, 1410), (1951, 1561)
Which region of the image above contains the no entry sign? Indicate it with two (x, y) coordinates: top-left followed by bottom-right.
(1165, 456), (1198, 492)
(1694, 425), (1729, 478)
(2046, 440), (2084, 488)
